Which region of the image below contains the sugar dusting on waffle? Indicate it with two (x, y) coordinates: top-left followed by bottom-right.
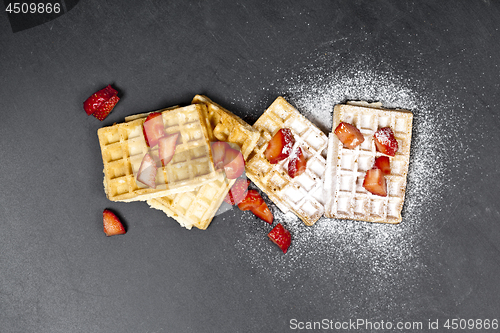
(230, 60), (464, 291)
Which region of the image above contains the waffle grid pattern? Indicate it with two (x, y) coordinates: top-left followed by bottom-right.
(246, 97), (328, 226)
(98, 104), (216, 202)
(325, 103), (413, 223)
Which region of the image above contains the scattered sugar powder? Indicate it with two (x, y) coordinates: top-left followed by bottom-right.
(228, 54), (469, 293)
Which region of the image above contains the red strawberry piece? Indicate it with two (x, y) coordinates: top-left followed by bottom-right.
(251, 201), (273, 224)
(237, 189), (264, 211)
(288, 147), (307, 178)
(362, 168), (387, 197)
(374, 127), (398, 156)
(142, 112), (165, 147)
(137, 153), (157, 188)
(224, 178), (250, 205)
(103, 209), (126, 236)
(159, 133), (179, 166)
(92, 95), (120, 121)
(265, 128), (295, 164)
(374, 156), (391, 175)
(83, 85), (118, 116)
(223, 147), (245, 179)
(211, 141), (230, 170)
(334, 122), (364, 149)
(268, 223), (291, 254)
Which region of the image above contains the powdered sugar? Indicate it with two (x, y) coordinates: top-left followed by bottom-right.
(230, 54), (464, 288)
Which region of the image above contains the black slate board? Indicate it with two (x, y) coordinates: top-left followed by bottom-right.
(1, 1), (500, 332)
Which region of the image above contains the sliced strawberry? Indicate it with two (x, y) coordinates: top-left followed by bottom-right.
(265, 128), (295, 164)
(237, 189), (264, 211)
(211, 141), (230, 170)
(142, 112), (165, 147)
(251, 202), (273, 224)
(103, 209), (126, 236)
(288, 147), (307, 178)
(268, 223), (291, 254)
(334, 122), (364, 149)
(374, 127), (398, 156)
(93, 95), (120, 121)
(137, 153), (157, 188)
(159, 133), (179, 166)
(363, 168), (387, 196)
(224, 178), (250, 205)
(223, 147), (245, 179)
(83, 85), (118, 116)
(374, 156), (391, 175)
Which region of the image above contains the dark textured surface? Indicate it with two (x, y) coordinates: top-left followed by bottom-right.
(1, 1), (500, 332)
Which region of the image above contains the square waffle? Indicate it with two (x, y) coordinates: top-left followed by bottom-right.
(245, 97), (328, 226)
(324, 102), (413, 223)
(147, 96), (260, 230)
(98, 104), (217, 202)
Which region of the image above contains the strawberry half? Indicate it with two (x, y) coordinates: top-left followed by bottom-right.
(103, 209), (126, 236)
(288, 147), (307, 178)
(93, 95), (120, 121)
(268, 223), (291, 254)
(143, 112), (165, 147)
(363, 168), (387, 197)
(84, 85), (118, 116)
(159, 133), (179, 166)
(374, 156), (391, 175)
(223, 147), (245, 179)
(237, 189), (264, 211)
(251, 201), (273, 224)
(374, 127), (398, 156)
(265, 128), (295, 164)
(211, 141), (230, 170)
(137, 153), (157, 188)
(334, 122), (364, 149)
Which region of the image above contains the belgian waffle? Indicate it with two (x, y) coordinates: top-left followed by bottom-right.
(324, 102), (413, 223)
(245, 97), (328, 226)
(147, 96), (260, 229)
(97, 104), (216, 202)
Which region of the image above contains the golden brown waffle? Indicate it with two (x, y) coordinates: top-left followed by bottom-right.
(148, 171), (232, 230)
(192, 95), (260, 160)
(147, 96), (260, 230)
(324, 102), (413, 223)
(98, 104), (216, 202)
(245, 97), (329, 226)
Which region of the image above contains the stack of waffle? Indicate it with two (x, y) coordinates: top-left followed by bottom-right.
(97, 96), (259, 229)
